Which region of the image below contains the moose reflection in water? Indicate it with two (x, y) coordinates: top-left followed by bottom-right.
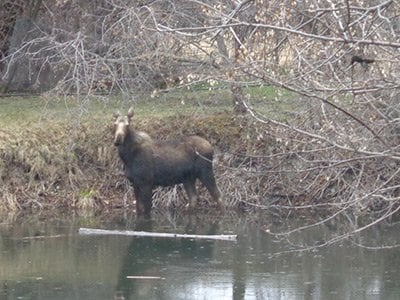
(113, 108), (223, 216)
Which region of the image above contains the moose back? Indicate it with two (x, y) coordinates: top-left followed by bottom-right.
(113, 108), (223, 216)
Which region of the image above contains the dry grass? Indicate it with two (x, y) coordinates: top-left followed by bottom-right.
(0, 119), (114, 209)
(0, 105), (241, 210)
(0, 107), (270, 211)
(1, 93), (399, 218)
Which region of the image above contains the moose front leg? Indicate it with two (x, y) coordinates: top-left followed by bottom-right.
(183, 180), (199, 209)
(134, 185), (153, 217)
(133, 187), (144, 215)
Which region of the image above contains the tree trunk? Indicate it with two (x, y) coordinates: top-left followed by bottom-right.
(231, 82), (247, 114)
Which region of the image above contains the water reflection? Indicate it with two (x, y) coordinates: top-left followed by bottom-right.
(0, 210), (399, 300)
(114, 217), (219, 299)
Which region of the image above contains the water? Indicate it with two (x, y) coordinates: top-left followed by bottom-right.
(0, 210), (399, 300)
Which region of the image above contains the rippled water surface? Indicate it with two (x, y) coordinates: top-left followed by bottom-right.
(0, 210), (399, 300)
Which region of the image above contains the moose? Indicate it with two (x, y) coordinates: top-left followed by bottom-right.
(113, 108), (223, 216)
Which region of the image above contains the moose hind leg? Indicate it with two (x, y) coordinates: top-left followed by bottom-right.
(183, 180), (198, 208)
(199, 171), (223, 207)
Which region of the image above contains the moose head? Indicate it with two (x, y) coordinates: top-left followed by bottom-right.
(113, 107), (134, 146)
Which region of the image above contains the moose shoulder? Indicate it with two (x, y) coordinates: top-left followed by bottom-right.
(113, 108), (223, 216)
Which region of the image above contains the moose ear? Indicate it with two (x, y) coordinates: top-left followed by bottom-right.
(127, 107), (134, 120)
(113, 111), (120, 120)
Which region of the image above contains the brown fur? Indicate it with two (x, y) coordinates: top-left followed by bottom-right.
(113, 108), (223, 216)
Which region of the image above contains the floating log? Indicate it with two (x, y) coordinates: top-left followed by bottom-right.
(78, 228), (237, 242)
(127, 276), (165, 280)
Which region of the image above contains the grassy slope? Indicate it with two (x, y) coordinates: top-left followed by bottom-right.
(1, 87), (394, 217)
(0, 85), (295, 126)
(0, 87), (299, 211)
(0, 90), (231, 126)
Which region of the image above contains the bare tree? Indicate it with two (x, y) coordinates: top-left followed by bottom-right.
(147, 0), (400, 246)
(1, 0), (400, 246)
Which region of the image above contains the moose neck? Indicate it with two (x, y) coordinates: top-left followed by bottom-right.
(117, 128), (140, 165)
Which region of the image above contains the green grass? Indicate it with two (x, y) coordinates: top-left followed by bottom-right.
(245, 85), (292, 100)
(0, 90), (230, 126)
(0, 85), (297, 127)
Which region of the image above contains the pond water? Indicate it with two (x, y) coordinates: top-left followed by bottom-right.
(0, 210), (399, 300)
